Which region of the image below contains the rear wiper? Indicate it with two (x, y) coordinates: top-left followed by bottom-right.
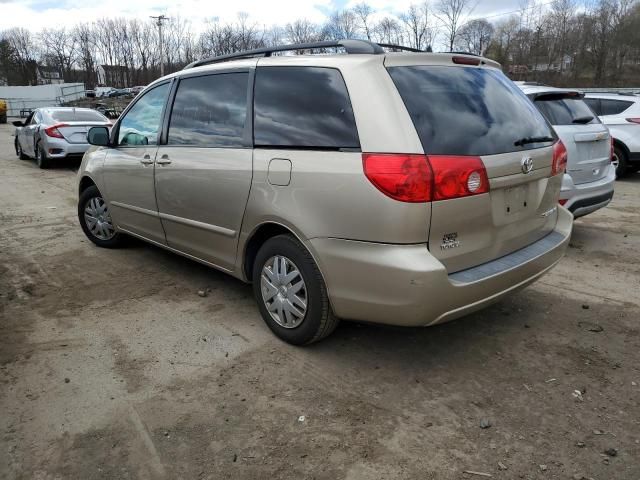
(572, 115), (594, 124)
(514, 136), (555, 147)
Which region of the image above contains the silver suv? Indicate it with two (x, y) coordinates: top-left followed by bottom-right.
(77, 40), (573, 344)
(517, 84), (615, 218)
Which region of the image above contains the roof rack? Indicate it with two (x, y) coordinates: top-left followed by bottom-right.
(184, 39), (386, 69)
(378, 43), (423, 53)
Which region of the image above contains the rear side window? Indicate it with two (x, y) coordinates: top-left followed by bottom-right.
(253, 67), (359, 149)
(534, 96), (599, 126)
(599, 99), (633, 116)
(387, 66), (555, 156)
(584, 98), (602, 115)
(50, 110), (108, 122)
(168, 72), (248, 147)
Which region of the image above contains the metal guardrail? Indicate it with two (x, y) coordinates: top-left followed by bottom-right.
(578, 87), (640, 95)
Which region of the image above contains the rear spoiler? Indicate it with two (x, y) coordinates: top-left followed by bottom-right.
(529, 90), (585, 101)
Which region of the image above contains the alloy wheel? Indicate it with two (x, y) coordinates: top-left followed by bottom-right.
(612, 152), (620, 172)
(260, 255), (308, 328)
(84, 196), (115, 241)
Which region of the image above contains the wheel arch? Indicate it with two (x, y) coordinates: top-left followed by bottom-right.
(79, 175), (97, 196)
(613, 138), (630, 159)
(241, 222), (328, 290)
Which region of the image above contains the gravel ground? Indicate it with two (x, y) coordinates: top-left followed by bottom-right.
(1, 122), (639, 480)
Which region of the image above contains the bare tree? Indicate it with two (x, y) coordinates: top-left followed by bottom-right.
(399, 2), (439, 50)
(354, 3), (375, 40)
(323, 10), (360, 40)
(40, 28), (76, 78)
(284, 19), (323, 44)
(374, 17), (405, 45)
(436, 0), (474, 51)
(455, 18), (493, 54)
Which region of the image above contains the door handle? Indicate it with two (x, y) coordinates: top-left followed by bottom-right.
(140, 154), (153, 165)
(157, 154), (171, 165)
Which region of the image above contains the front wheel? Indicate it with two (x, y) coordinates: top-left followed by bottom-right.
(252, 235), (339, 345)
(78, 185), (124, 248)
(15, 138), (28, 160)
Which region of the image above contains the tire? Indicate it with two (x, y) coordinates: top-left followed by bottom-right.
(15, 138), (28, 160)
(613, 145), (628, 178)
(35, 142), (49, 169)
(252, 234), (339, 345)
(78, 185), (124, 248)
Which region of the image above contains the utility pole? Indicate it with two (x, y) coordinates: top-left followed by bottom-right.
(150, 15), (170, 77)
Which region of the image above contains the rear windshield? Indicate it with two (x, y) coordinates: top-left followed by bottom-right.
(387, 66), (555, 156)
(49, 110), (108, 122)
(533, 96), (599, 126)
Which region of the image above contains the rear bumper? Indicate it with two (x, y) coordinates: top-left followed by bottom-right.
(311, 206), (572, 327)
(43, 137), (91, 159)
(560, 165), (615, 218)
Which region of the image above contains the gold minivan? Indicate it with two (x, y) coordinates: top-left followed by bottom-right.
(78, 40), (573, 344)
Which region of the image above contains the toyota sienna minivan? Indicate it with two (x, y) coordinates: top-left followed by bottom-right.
(77, 40), (573, 344)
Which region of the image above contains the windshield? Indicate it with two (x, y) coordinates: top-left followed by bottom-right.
(49, 110), (108, 122)
(387, 65), (556, 156)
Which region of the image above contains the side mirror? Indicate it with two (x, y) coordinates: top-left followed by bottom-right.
(87, 126), (110, 146)
(12, 120), (24, 127)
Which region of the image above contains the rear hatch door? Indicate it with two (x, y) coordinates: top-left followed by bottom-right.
(387, 61), (562, 273)
(532, 93), (610, 185)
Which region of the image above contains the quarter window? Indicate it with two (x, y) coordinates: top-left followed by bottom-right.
(118, 83), (170, 146)
(168, 72), (249, 147)
(253, 67), (360, 149)
(584, 98), (602, 115)
(599, 99), (633, 116)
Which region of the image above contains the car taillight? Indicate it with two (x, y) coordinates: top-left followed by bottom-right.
(44, 123), (68, 139)
(362, 154), (433, 202)
(362, 153), (489, 203)
(626, 118), (640, 124)
(428, 155), (489, 200)
(551, 140), (568, 176)
(452, 55), (481, 66)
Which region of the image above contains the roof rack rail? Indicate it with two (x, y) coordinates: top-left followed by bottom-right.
(378, 43), (423, 53)
(184, 39), (385, 69)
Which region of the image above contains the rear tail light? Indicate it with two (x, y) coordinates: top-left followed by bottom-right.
(551, 140), (568, 176)
(559, 199), (568, 206)
(428, 155), (489, 200)
(626, 118), (640, 124)
(44, 123), (68, 139)
(362, 154), (433, 202)
(362, 153), (489, 203)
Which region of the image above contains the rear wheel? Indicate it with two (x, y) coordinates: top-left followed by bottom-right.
(15, 138), (28, 160)
(35, 142), (49, 169)
(613, 145), (628, 178)
(252, 235), (339, 345)
(78, 185), (123, 248)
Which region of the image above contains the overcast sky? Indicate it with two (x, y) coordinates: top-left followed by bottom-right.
(0, 0), (533, 33)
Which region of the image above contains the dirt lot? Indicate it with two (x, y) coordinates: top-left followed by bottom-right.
(0, 123), (639, 480)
